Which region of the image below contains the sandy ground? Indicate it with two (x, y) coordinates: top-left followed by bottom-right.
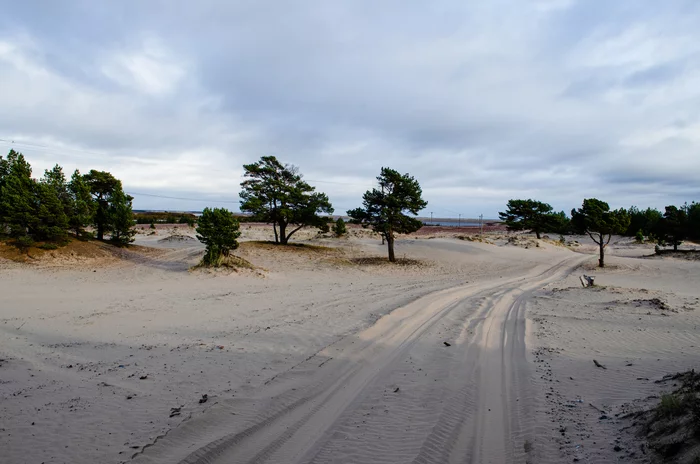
(1, 225), (699, 464)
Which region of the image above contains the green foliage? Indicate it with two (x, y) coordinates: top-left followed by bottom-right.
(108, 188), (136, 246)
(34, 181), (69, 241)
(687, 202), (700, 241)
(571, 198), (630, 267)
(13, 235), (35, 250)
(332, 217), (347, 237)
(625, 206), (662, 237)
(68, 170), (95, 238)
(195, 207), (241, 266)
(347, 167), (427, 262)
(0, 150), (132, 248)
(659, 393), (684, 418)
(635, 229), (645, 243)
(239, 156), (334, 244)
(0, 150), (36, 238)
(39, 242), (60, 250)
(656, 205), (689, 251)
(133, 212), (197, 225)
(499, 199), (569, 238)
(84, 170), (121, 240)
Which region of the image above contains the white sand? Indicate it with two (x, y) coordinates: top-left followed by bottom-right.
(1, 227), (699, 463)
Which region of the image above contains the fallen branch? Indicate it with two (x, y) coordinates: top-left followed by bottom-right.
(593, 359), (607, 370)
(589, 402), (606, 414)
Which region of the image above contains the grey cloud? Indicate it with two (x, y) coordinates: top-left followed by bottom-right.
(1, 0), (699, 217)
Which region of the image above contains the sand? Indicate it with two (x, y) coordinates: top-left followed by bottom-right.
(1, 226), (699, 463)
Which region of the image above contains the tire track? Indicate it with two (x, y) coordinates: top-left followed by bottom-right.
(134, 254), (590, 464)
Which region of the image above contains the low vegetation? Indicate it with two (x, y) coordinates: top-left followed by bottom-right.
(134, 211), (196, 225)
(635, 370), (700, 462)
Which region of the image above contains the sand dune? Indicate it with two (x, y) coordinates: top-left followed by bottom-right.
(1, 228), (699, 463)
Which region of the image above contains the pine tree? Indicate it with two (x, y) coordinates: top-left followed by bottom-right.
(34, 181), (69, 241)
(332, 217), (347, 237)
(196, 207), (241, 266)
(240, 156), (333, 244)
(499, 199), (568, 239)
(84, 170), (121, 240)
(348, 167), (427, 262)
(657, 205), (688, 251)
(571, 199), (630, 267)
(35, 165), (71, 241)
(68, 170), (95, 238)
(0, 151), (37, 238)
(108, 187), (136, 246)
(0, 153), (8, 231)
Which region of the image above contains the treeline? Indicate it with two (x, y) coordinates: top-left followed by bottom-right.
(134, 211), (197, 226)
(500, 199), (699, 245)
(0, 150), (135, 247)
(625, 205), (700, 245)
(500, 198), (699, 267)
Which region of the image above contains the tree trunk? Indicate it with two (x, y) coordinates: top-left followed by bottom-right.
(598, 236), (605, 268)
(387, 235), (396, 262)
(273, 222), (278, 243)
(97, 224), (104, 241)
(674, 241), (678, 252)
(535, 230), (541, 239)
(279, 222), (287, 245)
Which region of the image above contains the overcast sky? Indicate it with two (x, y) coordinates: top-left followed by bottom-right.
(1, 1), (699, 218)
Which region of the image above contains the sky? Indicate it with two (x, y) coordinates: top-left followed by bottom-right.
(1, 0), (699, 219)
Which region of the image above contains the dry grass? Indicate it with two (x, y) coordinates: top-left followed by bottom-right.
(635, 370), (700, 462)
(191, 254), (257, 271)
(0, 237), (164, 265)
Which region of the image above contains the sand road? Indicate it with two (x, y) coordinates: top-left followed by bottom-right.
(134, 253), (589, 464)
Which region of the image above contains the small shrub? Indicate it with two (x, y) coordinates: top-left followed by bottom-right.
(150, 222), (156, 229)
(38, 243), (59, 250)
(196, 207), (241, 267)
(13, 236), (34, 250)
(635, 229), (645, 243)
(332, 218), (347, 237)
(658, 393), (683, 417)
(559, 235), (566, 244)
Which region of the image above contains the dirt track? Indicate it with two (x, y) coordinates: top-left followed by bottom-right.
(133, 254), (589, 464)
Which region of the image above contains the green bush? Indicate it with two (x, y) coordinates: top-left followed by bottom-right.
(659, 393), (684, 417)
(332, 217), (347, 237)
(635, 229), (644, 243)
(38, 242), (59, 250)
(195, 207), (241, 267)
(13, 235), (34, 250)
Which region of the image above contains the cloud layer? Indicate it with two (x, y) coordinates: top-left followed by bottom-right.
(1, 0), (699, 217)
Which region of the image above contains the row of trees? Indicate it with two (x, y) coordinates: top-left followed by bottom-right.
(237, 156), (425, 263)
(196, 156), (426, 265)
(0, 150), (135, 247)
(500, 198), (699, 267)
